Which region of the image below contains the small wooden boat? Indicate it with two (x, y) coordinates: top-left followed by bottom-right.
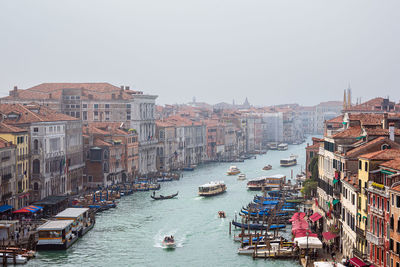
(238, 174), (246, 180)
(231, 220), (285, 230)
(162, 236), (175, 249)
(151, 192), (178, 200)
(262, 165), (272, 171)
(218, 211), (226, 218)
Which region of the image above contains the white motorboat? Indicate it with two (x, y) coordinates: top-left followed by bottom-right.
(237, 174), (246, 180)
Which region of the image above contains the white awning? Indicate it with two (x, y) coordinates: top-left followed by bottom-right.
(294, 236), (323, 249)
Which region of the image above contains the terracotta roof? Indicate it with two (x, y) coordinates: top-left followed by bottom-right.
(359, 148), (400, 160)
(93, 138), (112, 147)
(2, 83), (145, 101)
(366, 128), (400, 136)
(332, 126), (362, 139)
(156, 121), (176, 128)
(326, 115), (343, 124)
(0, 122), (27, 133)
(0, 103), (78, 125)
(392, 184), (400, 192)
(380, 158), (400, 171)
(346, 97), (393, 111)
(348, 113), (384, 126)
(346, 137), (394, 157)
(306, 143), (320, 150)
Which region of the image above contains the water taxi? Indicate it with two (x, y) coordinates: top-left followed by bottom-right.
(238, 174), (246, 180)
(198, 181), (226, 196)
(162, 236), (176, 249)
(262, 165), (272, 171)
(55, 208), (94, 237)
(277, 143), (288, 150)
(247, 174), (286, 191)
(37, 220), (78, 250)
(280, 155), (297, 167)
(226, 166), (240, 175)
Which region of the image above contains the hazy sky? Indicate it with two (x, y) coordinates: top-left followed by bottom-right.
(1, 0), (399, 106)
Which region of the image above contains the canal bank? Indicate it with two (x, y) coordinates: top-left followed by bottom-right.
(28, 140), (312, 267)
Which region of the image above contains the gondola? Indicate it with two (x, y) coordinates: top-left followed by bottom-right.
(151, 191), (178, 200)
(231, 220), (286, 230)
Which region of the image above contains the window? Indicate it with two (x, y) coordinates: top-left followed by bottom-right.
(34, 139), (39, 150)
(70, 96), (75, 100)
(127, 104), (131, 109)
(34, 127), (39, 132)
(397, 195), (400, 208)
(365, 162), (368, 171)
(33, 182), (39, 191)
(391, 216), (394, 230)
(88, 176), (93, 182)
(359, 160), (362, 170)
(127, 111), (131, 120)
(94, 104), (99, 109)
(397, 242), (400, 255)
(83, 111), (87, 121)
(83, 104), (87, 108)
(33, 159), (40, 174)
(105, 104), (110, 109)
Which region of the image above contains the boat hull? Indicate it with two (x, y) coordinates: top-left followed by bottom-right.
(37, 235), (79, 250)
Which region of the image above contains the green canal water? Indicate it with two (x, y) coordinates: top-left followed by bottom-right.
(28, 139), (313, 267)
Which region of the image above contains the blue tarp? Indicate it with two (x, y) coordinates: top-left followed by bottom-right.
(0, 205), (12, 213)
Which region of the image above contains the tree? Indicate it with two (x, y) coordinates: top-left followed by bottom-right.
(301, 156), (318, 197)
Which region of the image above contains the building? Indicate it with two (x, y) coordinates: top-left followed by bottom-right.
(0, 103), (83, 201)
(0, 138), (16, 207)
(389, 183), (400, 267)
(1, 83), (158, 176)
(305, 138), (323, 179)
(0, 122), (29, 209)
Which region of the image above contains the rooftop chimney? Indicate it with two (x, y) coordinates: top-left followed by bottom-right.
(125, 86), (130, 90)
(120, 85), (124, 90)
(389, 123), (395, 141)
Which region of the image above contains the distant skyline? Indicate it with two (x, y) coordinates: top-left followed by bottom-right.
(1, 0), (399, 106)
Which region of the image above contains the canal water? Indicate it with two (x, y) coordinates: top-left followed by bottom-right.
(28, 139), (313, 267)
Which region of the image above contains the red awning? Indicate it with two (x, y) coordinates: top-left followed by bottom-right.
(309, 212), (322, 222)
(322, 231), (337, 241)
(293, 229), (318, 238)
(292, 219), (309, 231)
(349, 257), (367, 267)
(289, 212), (306, 222)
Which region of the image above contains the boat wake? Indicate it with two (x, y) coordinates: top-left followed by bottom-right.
(154, 229), (186, 248)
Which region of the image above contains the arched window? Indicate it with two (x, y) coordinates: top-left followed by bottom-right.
(382, 144), (390, 150)
(103, 163), (108, 172)
(397, 217), (400, 233)
(34, 139), (39, 150)
(33, 182), (39, 191)
(33, 159), (40, 174)
(364, 162), (368, 171)
(104, 150), (108, 159)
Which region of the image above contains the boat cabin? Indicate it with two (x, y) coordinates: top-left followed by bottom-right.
(198, 182), (226, 196)
(55, 208), (90, 235)
(37, 220), (76, 249)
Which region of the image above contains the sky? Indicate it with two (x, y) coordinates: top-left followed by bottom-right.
(1, 0), (400, 106)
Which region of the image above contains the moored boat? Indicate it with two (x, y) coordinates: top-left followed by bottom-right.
(54, 208), (95, 237)
(198, 181), (226, 197)
(231, 220), (285, 230)
(37, 220), (79, 250)
(226, 166), (240, 175)
(246, 175), (286, 191)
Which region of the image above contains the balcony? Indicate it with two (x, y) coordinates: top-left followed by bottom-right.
(356, 226), (365, 237)
(353, 247), (367, 260)
(370, 206), (384, 216)
(366, 231), (384, 246)
(367, 182), (388, 198)
(140, 139), (158, 146)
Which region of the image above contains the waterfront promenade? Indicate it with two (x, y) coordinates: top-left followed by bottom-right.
(27, 140), (311, 267)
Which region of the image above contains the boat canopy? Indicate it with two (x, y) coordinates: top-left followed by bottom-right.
(199, 181), (224, 188)
(38, 220), (74, 231)
(55, 208), (89, 218)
